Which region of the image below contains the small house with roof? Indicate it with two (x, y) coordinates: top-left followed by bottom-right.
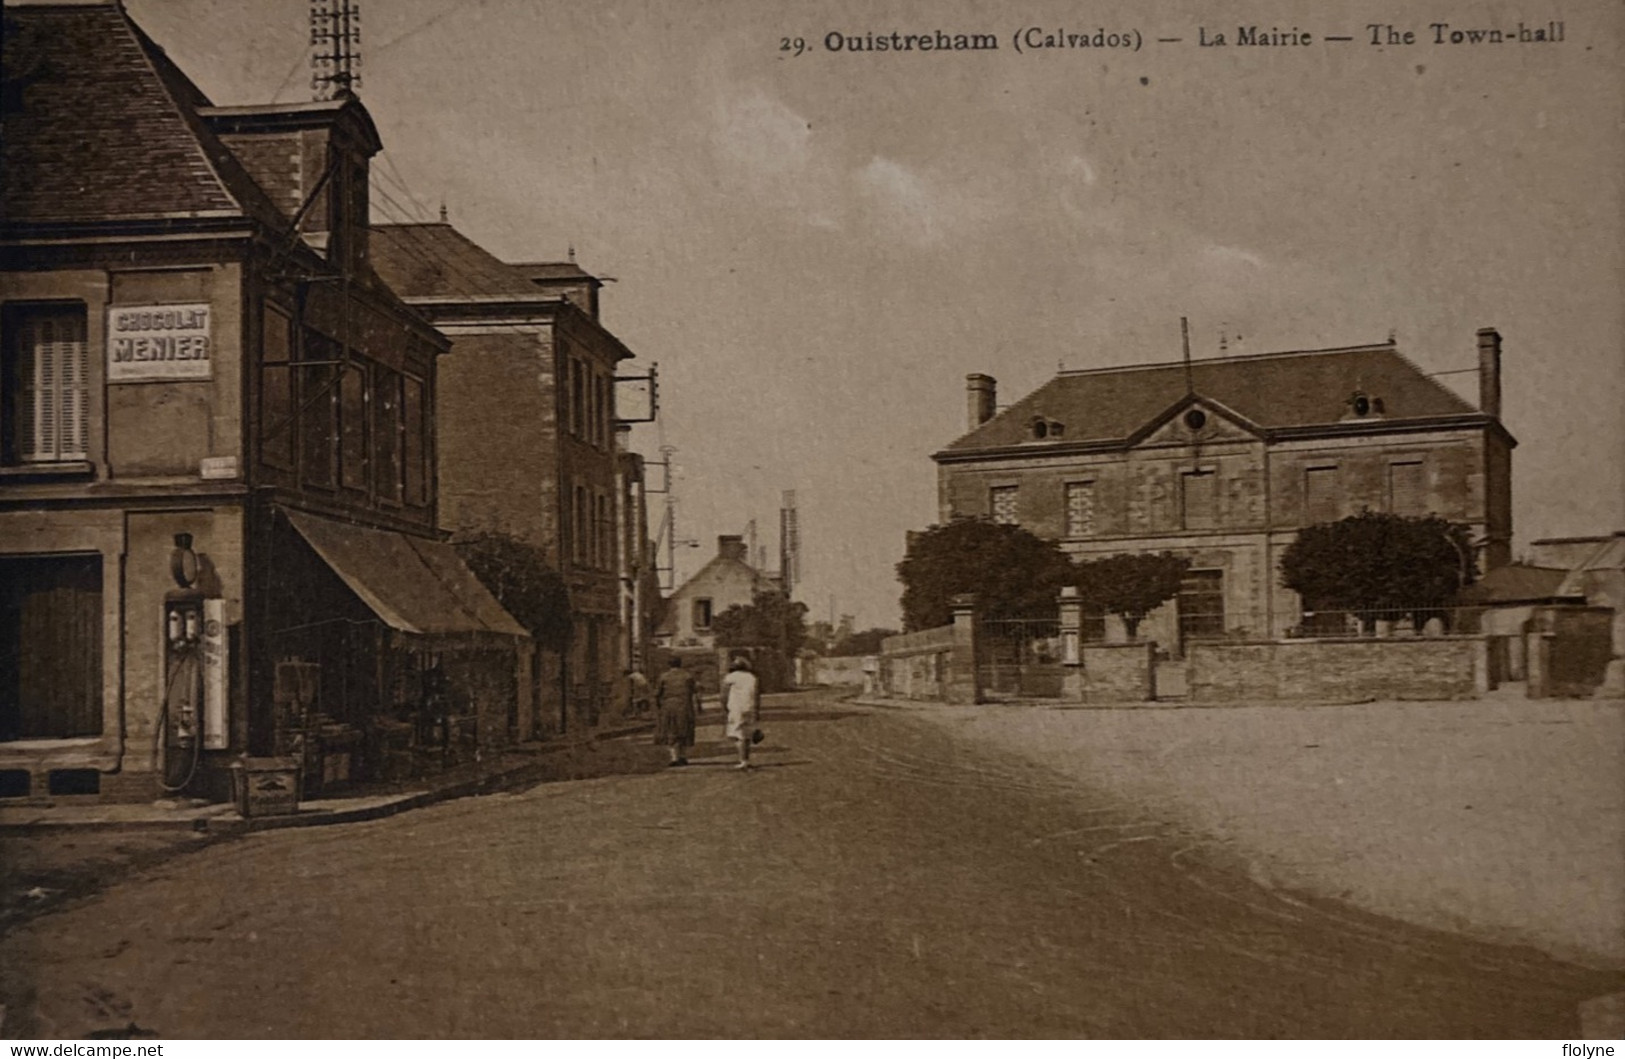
(656, 535), (781, 652)
(933, 329), (1516, 652)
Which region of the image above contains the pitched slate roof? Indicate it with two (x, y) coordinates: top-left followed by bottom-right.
(941, 343), (1482, 454)
(1, 2), (281, 226)
(371, 223), (554, 300)
(1458, 564), (1575, 605)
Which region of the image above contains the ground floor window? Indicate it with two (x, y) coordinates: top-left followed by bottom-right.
(1177, 569), (1225, 646)
(0, 554), (103, 741)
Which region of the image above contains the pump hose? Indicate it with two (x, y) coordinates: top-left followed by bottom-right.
(154, 651), (203, 794)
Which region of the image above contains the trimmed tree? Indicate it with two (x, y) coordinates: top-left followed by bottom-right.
(896, 517), (1075, 631)
(454, 531), (573, 653)
(712, 590), (810, 658)
(1073, 552), (1192, 640)
(831, 627), (901, 656)
(1279, 511), (1476, 631)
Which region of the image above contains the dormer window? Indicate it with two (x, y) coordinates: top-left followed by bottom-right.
(1348, 391), (1385, 419)
(1030, 416), (1065, 440)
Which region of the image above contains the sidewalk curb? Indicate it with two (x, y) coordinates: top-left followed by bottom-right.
(0, 719), (654, 837)
(853, 695), (1389, 711)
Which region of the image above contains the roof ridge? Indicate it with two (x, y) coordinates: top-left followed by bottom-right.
(1056, 340), (1398, 377)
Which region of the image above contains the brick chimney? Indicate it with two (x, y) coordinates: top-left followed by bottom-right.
(966, 374), (997, 431)
(1477, 327), (1502, 418)
(717, 535), (748, 562)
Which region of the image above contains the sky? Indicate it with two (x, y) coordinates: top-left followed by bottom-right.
(127, 0), (1625, 629)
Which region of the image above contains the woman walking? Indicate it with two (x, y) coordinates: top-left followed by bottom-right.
(720, 656), (762, 771)
(654, 656), (698, 766)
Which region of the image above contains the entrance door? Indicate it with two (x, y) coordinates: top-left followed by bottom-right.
(0, 554), (103, 741)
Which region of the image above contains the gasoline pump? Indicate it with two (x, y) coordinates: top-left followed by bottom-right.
(157, 534), (228, 794)
(158, 593), (205, 792)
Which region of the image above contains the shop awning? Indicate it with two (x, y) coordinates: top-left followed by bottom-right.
(286, 511), (529, 638)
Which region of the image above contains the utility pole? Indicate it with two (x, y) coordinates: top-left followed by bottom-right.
(645, 445), (695, 591)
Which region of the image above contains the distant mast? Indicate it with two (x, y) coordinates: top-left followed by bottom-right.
(310, 0), (362, 100)
(779, 490), (800, 598)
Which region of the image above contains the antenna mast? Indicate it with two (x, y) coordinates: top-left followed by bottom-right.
(1181, 316), (1193, 396)
(310, 0), (362, 100)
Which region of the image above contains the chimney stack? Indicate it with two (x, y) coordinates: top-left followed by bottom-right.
(966, 373), (997, 431)
(1477, 327), (1502, 418)
(717, 535), (748, 562)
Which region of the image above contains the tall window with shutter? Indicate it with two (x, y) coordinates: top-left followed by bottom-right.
(1064, 481), (1096, 537)
(1387, 460), (1426, 516)
(1304, 465), (1341, 525)
(3, 304), (89, 465)
(989, 485), (1018, 525)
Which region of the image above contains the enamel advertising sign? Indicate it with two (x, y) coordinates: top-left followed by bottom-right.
(107, 303), (213, 381)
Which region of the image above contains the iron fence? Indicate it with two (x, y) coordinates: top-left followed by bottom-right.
(1288, 605), (1486, 639)
(979, 614), (1064, 699)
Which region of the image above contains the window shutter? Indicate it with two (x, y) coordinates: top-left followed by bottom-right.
(16, 318), (40, 460)
(19, 311), (88, 462)
(61, 314), (88, 460)
(31, 315), (55, 460)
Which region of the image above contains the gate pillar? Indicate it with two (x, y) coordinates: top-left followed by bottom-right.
(946, 594), (982, 705)
(1058, 586), (1085, 702)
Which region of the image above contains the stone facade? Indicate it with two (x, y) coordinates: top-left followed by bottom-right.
(0, 6), (527, 801)
(935, 333), (1517, 654)
(369, 224), (656, 732)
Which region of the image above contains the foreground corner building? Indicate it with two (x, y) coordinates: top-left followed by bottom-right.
(0, 1), (531, 800)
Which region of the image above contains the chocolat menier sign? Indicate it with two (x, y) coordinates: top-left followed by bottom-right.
(107, 303), (212, 381)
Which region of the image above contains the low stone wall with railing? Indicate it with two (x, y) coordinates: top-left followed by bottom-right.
(1188, 636), (1489, 703)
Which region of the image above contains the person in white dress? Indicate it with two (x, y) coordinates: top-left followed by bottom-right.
(719, 656), (762, 770)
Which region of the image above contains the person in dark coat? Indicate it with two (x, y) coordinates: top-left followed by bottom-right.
(654, 656), (699, 766)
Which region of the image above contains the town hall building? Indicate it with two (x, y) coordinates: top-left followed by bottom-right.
(933, 329), (1516, 653)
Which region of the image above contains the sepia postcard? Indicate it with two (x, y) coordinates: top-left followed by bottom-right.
(0, 0), (1621, 1042)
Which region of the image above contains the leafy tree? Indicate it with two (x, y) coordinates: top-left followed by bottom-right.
(1280, 511), (1476, 631)
(712, 590), (809, 657)
(830, 627), (900, 656)
(896, 517), (1075, 631)
(1073, 552), (1192, 640)
(454, 531), (573, 652)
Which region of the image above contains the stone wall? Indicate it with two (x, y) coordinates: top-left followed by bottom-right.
(811, 655), (871, 686)
(1077, 642), (1156, 702)
(1188, 637), (1487, 703)
(878, 626), (954, 701)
